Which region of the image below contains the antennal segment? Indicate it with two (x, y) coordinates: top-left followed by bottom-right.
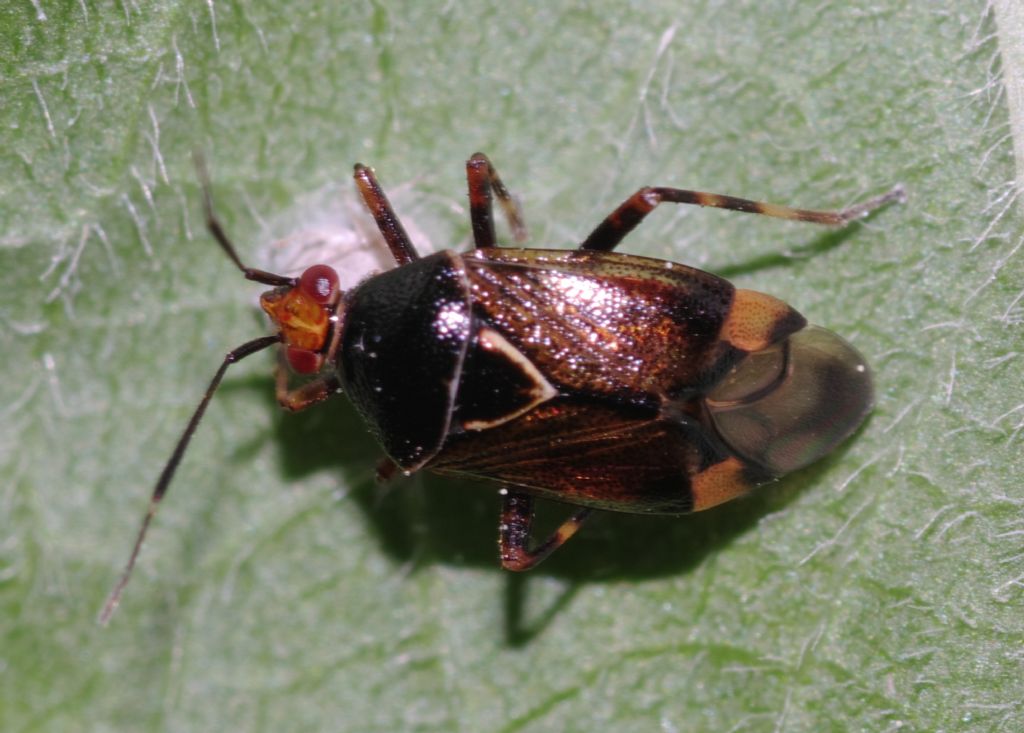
(99, 334), (280, 625)
(193, 151), (295, 288)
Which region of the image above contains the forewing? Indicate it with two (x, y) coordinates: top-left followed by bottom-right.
(433, 398), (716, 514)
(464, 248), (738, 401)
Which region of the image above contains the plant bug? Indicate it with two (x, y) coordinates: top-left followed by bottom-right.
(100, 153), (903, 623)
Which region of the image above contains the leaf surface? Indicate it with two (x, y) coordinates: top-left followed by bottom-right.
(2, 2), (1022, 731)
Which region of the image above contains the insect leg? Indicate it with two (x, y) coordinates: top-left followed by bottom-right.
(498, 489), (593, 571)
(353, 164), (421, 265)
(275, 360), (342, 412)
(375, 457), (400, 483)
(579, 184), (906, 252)
(466, 152), (528, 248)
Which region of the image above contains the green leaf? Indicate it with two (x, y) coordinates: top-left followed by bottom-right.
(3, 1), (1022, 731)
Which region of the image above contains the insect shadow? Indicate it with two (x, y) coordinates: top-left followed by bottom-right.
(262, 372), (858, 645)
(714, 221), (869, 280)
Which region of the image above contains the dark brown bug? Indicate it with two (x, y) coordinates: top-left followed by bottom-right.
(100, 153), (902, 623)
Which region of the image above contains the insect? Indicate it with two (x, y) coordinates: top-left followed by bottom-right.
(100, 153), (903, 623)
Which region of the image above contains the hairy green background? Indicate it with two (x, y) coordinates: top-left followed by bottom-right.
(2, 1), (1022, 731)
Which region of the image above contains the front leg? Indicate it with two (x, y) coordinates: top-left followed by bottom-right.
(275, 361), (342, 412)
(353, 164), (422, 266)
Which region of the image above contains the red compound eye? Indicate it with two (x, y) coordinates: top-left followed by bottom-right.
(298, 265), (340, 304)
(286, 346), (324, 375)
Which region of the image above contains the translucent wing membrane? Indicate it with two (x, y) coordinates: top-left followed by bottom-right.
(705, 326), (873, 476)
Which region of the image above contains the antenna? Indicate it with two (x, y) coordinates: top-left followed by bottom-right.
(99, 335), (280, 624)
(101, 155), (292, 624)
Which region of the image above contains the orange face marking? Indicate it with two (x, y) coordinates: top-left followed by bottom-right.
(260, 287), (331, 352)
(721, 289), (798, 352)
(690, 456), (751, 512)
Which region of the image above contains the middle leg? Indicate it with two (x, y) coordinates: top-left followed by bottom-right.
(466, 152), (528, 248)
(498, 488), (593, 571)
(275, 359), (342, 412)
